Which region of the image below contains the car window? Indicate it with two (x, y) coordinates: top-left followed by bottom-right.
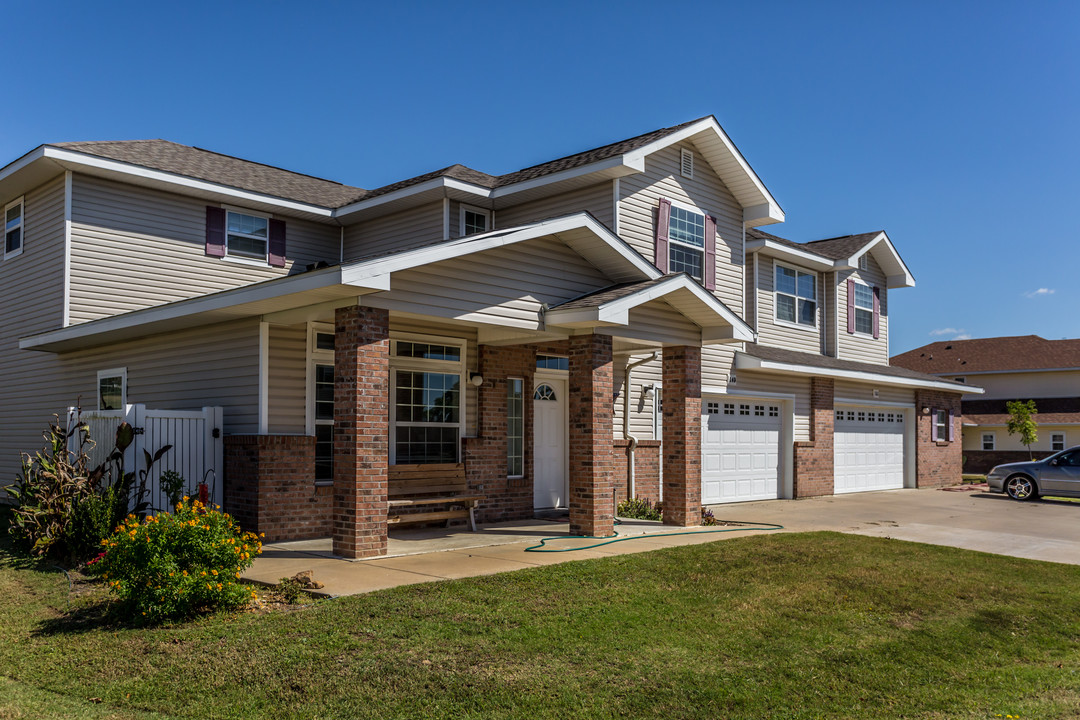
(1058, 450), (1080, 467)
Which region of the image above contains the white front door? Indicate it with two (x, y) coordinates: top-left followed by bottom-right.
(533, 377), (568, 509)
(834, 407), (906, 493)
(701, 397), (782, 503)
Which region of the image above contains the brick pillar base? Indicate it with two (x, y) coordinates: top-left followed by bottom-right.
(568, 334), (614, 537)
(793, 377), (834, 498)
(662, 346), (701, 526)
(333, 305), (389, 559)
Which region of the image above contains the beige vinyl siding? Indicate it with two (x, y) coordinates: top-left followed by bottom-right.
(963, 425), (1075, 453)
(268, 324), (308, 434)
(389, 317), (479, 437)
(756, 257), (824, 355)
(728, 370), (812, 442)
(342, 201), (444, 261)
(618, 142), (744, 315)
(833, 380), (913, 405)
(836, 254), (889, 365)
(361, 237), (609, 330)
(68, 174), (340, 324)
(823, 271), (837, 357)
(952, 370), (1080, 399)
(494, 182), (614, 232)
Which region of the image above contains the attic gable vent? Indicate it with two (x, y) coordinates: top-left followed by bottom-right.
(859, 253), (868, 270)
(680, 148), (694, 179)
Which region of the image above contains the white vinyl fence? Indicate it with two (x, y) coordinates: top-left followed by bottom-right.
(70, 404), (224, 513)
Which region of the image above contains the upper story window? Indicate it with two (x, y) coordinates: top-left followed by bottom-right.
(460, 205), (490, 236)
(775, 263), (817, 328)
(853, 282), (874, 335)
(226, 210), (269, 260)
(668, 205), (705, 281)
(5, 197), (23, 259)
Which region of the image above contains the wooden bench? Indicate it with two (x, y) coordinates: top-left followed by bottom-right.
(387, 463), (485, 532)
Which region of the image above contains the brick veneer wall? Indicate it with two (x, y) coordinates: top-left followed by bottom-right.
(963, 450), (1048, 475)
(915, 390), (963, 488)
(612, 440), (662, 504)
(662, 345), (701, 526)
(568, 334), (615, 536)
(223, 434), (329, 541)
(333, 305), (390, 559)
(793, 377), (834, 498)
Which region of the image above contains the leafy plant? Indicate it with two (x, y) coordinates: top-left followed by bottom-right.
(700, 507), (718, 526)
(617, 497), (662, 521)
(159, 470), (187, 510)
(1006, 400), (1039, 459)
(88, 497), (262, 623)
(277, 576), (308, 605)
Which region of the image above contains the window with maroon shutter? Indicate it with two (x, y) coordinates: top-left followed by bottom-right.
(703, 214), (716, 290)
(851, 281), (874, 335)
(268, 219), (286, 268)
(209, 208), (284, 265)
(205, 206), (226, 258)
(663, 201), (710, 284)
(655, 198), (671, 272)
(872, 286), (880, 339)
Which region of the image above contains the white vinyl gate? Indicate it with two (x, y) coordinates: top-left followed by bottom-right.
(71, 404), (224, 512)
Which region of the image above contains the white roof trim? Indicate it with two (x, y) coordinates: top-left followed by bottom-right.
(343, 212), (660, 283)
(836, 232), (915, 288)
(20, 266), (388, 353)
(734, 352), (985, 394)
(623, 117), (784, 225)
(41, 147), (336, 217)
(334, 176), (493, 216)
(545, 274), (755, 342)
(744, 238), (835, 271)
(0, 146), (46, 184)
(746, 231), (917, 289)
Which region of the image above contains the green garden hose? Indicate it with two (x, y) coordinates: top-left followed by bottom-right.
(523, 520), (785, 552)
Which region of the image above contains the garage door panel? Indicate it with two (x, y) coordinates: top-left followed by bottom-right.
(834, 407), (906, 494)
(701, 397), (782, 504)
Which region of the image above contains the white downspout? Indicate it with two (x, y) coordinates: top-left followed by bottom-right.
(623, 352), (658, 500)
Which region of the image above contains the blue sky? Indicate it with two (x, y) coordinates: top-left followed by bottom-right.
(2, 0), (1076, 354)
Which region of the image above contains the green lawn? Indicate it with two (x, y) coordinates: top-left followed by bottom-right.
(2, 530), (1079, 720)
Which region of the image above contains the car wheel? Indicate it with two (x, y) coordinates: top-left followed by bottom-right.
(1005, 475), (1038, 501)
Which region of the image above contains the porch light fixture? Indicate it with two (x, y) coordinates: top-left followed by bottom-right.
(469, 372), (484, 387)
(922, 407), (930, 414)
(643, 384), (656, 398)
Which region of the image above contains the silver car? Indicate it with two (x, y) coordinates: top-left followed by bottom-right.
(987, 446), (1080, 500)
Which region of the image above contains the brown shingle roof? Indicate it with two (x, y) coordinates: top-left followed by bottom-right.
(747, 227), (884, 261)
(551, 275), (683, 311)
(892, 336), (1080, 375)
(52, 139), (367, 208)
(741, 343), (969, 388)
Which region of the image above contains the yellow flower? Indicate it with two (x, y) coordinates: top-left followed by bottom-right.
(183, 496), (189, 501)
(201, 571), (207, 577)
(211, 569), (218, 576)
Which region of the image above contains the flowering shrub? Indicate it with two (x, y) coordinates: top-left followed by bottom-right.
(617, 497), (662, 521)
(700, 506), (718, 526)
(89, 498), (262, 622)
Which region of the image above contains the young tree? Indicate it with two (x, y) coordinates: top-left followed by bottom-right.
(1006, 400), (1039, 459)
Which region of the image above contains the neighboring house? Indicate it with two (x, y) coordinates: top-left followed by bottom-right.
(892, 335), (1080, 473)
(0, 116), (976, 559)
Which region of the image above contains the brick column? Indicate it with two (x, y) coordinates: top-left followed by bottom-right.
(568, 334), (614, 537)
(793, 377), (834, 497)
(914, 390), (962, 488)
(662, 345), (701, 526)
(332, 305), (390, 559)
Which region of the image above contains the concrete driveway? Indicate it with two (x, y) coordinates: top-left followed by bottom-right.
(246, 487), (1080, 597)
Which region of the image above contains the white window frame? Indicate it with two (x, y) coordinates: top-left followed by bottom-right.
(667, 198), (707, 283)
(1052, 432), (1066, 452)
(680, 148), (694, 179)
(773, 260), (818, 332)
(97, 367), (127, 411)
(459, 204), (491, 237)
(389, 332), (467, 465)
(4, 196), (24, 260)
(507, 376), (525, 479)
(981, 432), (996, 451)
(306, 322), (336, 484)
(222, 205), (271, 266)
(851, 279), (875, 337)
(935, 409), (949, 442)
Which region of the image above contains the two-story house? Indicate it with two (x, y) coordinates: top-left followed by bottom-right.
(893, 335), (1080, 473)
(0, 116), (975, 558)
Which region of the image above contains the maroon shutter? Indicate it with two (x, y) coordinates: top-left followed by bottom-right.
(703, 214), (716, 290)
(872, 286), (880, 339)
(268, 218), (286, 268)
(931, 411), (939, 442)
(205, 206), (226, 258)
(846, 278), (855, 333)
(655, 198), (671, 272)
(947, 411), (954, 442)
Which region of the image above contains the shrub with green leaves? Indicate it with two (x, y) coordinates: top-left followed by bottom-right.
(617, 497), (662, 521)
(89, 498), (263, 623)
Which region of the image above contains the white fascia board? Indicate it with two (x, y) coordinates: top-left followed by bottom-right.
(745, 238), (835, 271)
(342, 212), (660, 282)
(837, 233), (916, 288)
(743, 202), (785, 226)
(42, 147), (335, 218)
(19, 266), (387, 351)
(0, 146), (47, 183)
(334, 176), (492, 218)
(624, 118), (784, 223)
(735, 353), (985, 394)
(489, 155), (643, 199)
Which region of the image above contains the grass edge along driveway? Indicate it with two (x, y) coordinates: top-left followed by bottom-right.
(2, 531), (1078, 720)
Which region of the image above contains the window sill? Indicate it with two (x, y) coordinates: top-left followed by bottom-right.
(3, 247), (23, 261)
(849, 330), (878, 339)
(314, 480), (334, 487)
(772, 318), (819, 334)
(221, 254), (270, 267)
(936, 441), (951, 447)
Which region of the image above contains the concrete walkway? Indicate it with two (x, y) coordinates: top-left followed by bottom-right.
(244, 487), (1080, 597)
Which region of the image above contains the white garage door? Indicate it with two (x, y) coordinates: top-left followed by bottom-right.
(834, 407), (906, 494)
(701, 398), (782, 504)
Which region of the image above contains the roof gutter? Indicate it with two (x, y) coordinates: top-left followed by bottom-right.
(735, 353), (985, 394)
